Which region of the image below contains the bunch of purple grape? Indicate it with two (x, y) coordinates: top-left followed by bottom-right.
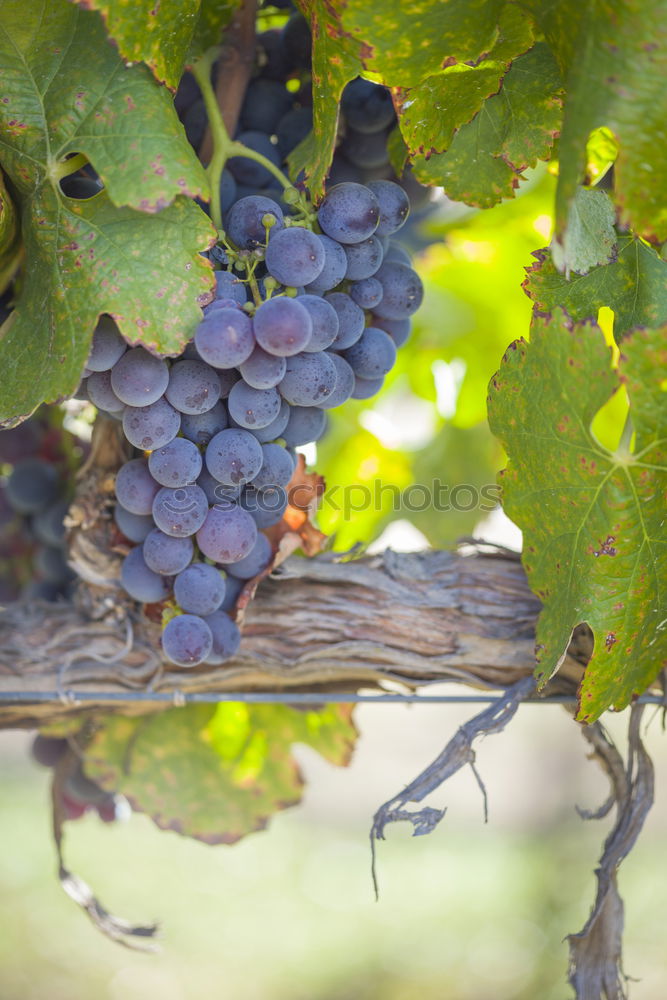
(78, 175), (422, 669)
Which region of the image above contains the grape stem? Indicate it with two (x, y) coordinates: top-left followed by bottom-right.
(51, 153), (89, 182)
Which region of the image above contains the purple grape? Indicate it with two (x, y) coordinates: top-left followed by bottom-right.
(86, 370), (124, 413)
(240, 346), (287, 389)
(33, 498), (70, 548)
(115, 458), (160, 515)
(383, 241), (411, 266)
(323, 292), (365, 349)
(222, 531), (272, 580)
(213, 270), (248, 305)
(203, 610), (241, 664)
(225, 195), (285, 249)
(304, 234), (348, 293)
(6, 458), (58, 514)
(341, 128), (390, 169)
(372, 315), (411, 347)
(31, 735), (68, 767)
(165, 360), (222, 415)
(276, 105), (312, 156)
(229, 130), (281, 188)
(110, 347), (169, 406)
(196, 503), (258, 562)
(35, 545), (72, 582)
(351, 374), (385, 399)
(220, 574), (244, 612)
(265, 227), (325, 286)
(174, 563), (226, 615)
(281, 405), (327, 447)
(205, 428), (264, 486)
(180, 400), (229, 446)
(241, 78), (293, 133)
(317, 182), (380, 244)
(279, 351), (337, 406)
(320, 354), (355, 409)
(240, 485), (288, 529)
(143, 528), (194, 575)
(253, 297), (313, 357)
(195, 308), (255, 369)
(343, 326), (397, 379)
(197, 466), (242, 505)
(297, 295), (339, 352)
(373, 261), (424, 319)
(122, 397), (181, 451)
(121, 546), (172, 603)
(220, 170), (237, 214)
(250, 397), (291, 444)
(350, 277), (383, 309)
(343, 235), (383, 279)
(152, 484), (209, 537)
(341, 78), (396, 134)
(227, 381), (282, 429)
(148, 437), (203, 487)
(113, 504), (154, 543)
(86, 317), (126, 372)
(252, 443), (295, 490)
(162, 614), (213, 666)
(366, 180), (410, 236)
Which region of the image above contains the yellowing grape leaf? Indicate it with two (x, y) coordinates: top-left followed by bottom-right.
(488, 310), (667, 722)
(85, 702), (358, 844)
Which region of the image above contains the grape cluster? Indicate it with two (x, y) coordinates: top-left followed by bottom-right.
(31, 735), (124, 823)
(79, 171), (422, 668)
(0, 410), (82, 603)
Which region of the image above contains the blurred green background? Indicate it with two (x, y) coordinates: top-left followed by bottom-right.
(2, 169), (660, 999)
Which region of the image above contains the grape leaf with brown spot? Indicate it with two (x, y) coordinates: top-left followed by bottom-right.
(84, 703), (358, 844)
(488, 310), (667, 723)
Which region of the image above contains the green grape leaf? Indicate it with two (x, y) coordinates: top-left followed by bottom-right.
(488, 310), (667, 723)
(410, 45), (562, 209)
(533, 0), (667, 245)
(0, 189), (214, 426)
(395, 6), (534, 157)
(0, 171), (20, 294)
(70, 0), (240, 88)
(0, 0), (209, 212)
(524, 236), (667, 342)
(338, 0), (507, 88)
(550, 187), (617, 277)
(84, 703), (358, 844)
(288, 0), (363, 200)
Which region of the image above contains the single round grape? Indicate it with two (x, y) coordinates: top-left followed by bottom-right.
(165, 360), (222, 415)
(341, 78), (396, 134)
(174, 562), (226, 616)
(241, 78), (293, 133)
(276, 105), (313, 156)
(281, 405), (327, 447)
(323, 292), (365, 349)
(350, 277), (383, 309)
(86, 370), (124, 413)
(196, 503), (258, 563)
(366, 180), (410, 236)
(115, 458), (160, 515)
(122, 397), (181, 451)
(253, 297), (312, 357)
(240, 485), (288, 529)
(6, 458), (58, 514)
(194, 308), (255, 369)
(240, 346), (287, 389)
(197, 466), (242, 506)
(213, 269), (248, 305)
(249, 398), (291, 444)
(206, 428), (264, 486)
(225, 195), (285, 249)
(148, 437), (203, 488)
(179, 400), (228, 446)
(110, 347), (169, 406)
(203, 610), (241, 664)
(227, 381), (281, 429)
(252, 443), (295, 491)
(341, 127), (390, 169)
(298, 295), (339, 352)
(86, 317), (126, 372)
(344, 235), (383, 280)
(383, 241), (412, 266)
(279, 351), (338, 406)
(220, 574), (244, 612)
(373, 261), (424, 319)
(162, 614), (213, 666)
(121, 546), (172, 603)
(152, 484), (209, 538)
(33, 498), (70, 548)
(317, 182), (380, 244)
(114, 504), (154, 543)
(222, 531), (272, 580)
(372, 315), (412, 348)
(143, 528), (194, 575)
(228, 130), (282, 188)
(220, 169), (237, 214)
(351, 373), (385, 399)
(31, 734), (68, 767)
(304, 234), (348, 293)
(265, 227), (325, 286)
(35, 545), (72, 583)
(320, 354), (355, 409)
(343, 326), (397, 379)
